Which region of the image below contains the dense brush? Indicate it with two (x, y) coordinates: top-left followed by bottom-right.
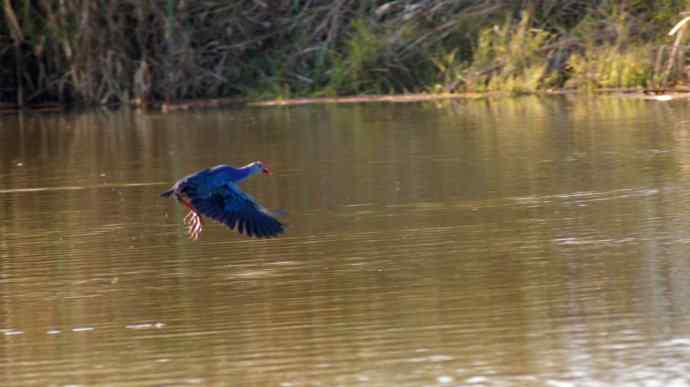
(0, 0), (686, 106)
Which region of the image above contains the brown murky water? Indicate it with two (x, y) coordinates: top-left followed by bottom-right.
(2, 96), (690, 386)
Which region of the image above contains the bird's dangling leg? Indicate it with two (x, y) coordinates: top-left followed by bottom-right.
(184, 210), (196, 226)
(185, 210), (204, 240)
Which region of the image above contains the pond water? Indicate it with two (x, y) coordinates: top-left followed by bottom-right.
(2, 96), (690, 386)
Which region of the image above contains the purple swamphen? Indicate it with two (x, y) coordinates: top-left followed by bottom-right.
(161, 161), (285, 240)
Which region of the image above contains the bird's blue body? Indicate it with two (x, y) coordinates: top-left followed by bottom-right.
(161, 161), (284, 239)
(161, 163), (261, 196)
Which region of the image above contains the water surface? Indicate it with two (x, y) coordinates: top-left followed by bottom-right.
(2, 97), (690, 386)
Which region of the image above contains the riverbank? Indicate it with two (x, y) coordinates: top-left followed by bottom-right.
(3, 1), (690, 109)
(4, 88), (689, 116)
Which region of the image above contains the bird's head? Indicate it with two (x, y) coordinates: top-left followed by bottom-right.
(252, 160), (272, 175)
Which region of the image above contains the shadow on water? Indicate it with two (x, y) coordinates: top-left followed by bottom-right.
(2, 96), (690, 386)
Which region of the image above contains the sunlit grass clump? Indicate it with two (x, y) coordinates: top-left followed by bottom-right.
(568, 46), (655, 89)
(470, 13), (552, 93)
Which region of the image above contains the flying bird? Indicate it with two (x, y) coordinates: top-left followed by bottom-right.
(161, 161), (285, 240)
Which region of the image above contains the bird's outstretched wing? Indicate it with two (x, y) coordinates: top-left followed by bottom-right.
(185, 182), (285, 238)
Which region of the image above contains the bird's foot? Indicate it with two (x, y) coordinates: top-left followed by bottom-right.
(184, 210), (196, 226)
(186, 212), (203, 240)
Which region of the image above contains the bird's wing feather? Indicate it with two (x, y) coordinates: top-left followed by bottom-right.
(186, 182), (284, 238)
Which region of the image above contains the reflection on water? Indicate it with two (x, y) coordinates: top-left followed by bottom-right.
(2, 97), (690, 386)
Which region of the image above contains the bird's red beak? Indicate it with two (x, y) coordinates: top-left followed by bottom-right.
(262, 166), (272, 175)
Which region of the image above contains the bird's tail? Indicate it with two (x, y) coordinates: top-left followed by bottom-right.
(160, 189), (175, 198)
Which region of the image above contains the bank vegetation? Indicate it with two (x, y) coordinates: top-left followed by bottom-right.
(1, 0), (689, 108)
